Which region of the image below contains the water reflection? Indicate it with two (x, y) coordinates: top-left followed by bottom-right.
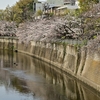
(0, 50), (100, 100)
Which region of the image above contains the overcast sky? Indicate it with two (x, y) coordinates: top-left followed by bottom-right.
(0, 0), (46, 10)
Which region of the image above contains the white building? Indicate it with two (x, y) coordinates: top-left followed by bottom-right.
(57, 0), (80, 10)
(33, 0), (80, 16)
(33, 1), (44, 13)
(47, 0), (72, 8)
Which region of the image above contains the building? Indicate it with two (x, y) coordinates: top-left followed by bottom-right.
(33, 0), (79, 16)
(57, 0), (79, 10)
(47, 0), (64, 7)
(45, 0), (70, 14)
(33, 1), (43, 13)
(46, 0), (78, 15)
(47, 0), (76, 7)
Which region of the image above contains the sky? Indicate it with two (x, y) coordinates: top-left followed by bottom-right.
(0, 0), (18, 9)
(0, 0), (46, 10)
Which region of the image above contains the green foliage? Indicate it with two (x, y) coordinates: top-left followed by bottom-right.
(64, 9), (70, 15)
(36, 10), (43, 16)
(95, 18), (100, 23)
(74, 9), (81, 17)
(79, 0), (99, 14)
(0, 9), (5, 20)
(15, 0), (36, 21)
(83, 39), (87, 45)
(1, 5), (23, 23)
(49, 12), (54, 17)
(4, 5), (12, 21)
(0, 0), (37, 23)
(84, 18), (92, 23)
(10, 5), (23, 22)
(93, 35), (97, 39)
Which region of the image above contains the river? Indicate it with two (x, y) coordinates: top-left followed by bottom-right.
(0, 50), (100, 100)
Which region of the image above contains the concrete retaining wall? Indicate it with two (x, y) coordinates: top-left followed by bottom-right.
(0, 37), (18, 50)
(0, 38), (100, 92)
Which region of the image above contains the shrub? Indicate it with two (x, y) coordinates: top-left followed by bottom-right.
(49, 12), (54, 17)
(36, 10), (43, 16)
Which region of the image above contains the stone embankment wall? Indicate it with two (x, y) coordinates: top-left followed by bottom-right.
(0, 37), (100, 92)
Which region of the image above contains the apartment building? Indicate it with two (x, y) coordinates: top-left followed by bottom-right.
(47, 0), (73, 7)
(46, 0), (77, 15)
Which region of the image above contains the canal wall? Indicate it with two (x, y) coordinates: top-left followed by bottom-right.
(0, 37), (18, 50)
(0, 37), (100, 92)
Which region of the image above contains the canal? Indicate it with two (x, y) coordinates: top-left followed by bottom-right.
(0, 50), (100, 100)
